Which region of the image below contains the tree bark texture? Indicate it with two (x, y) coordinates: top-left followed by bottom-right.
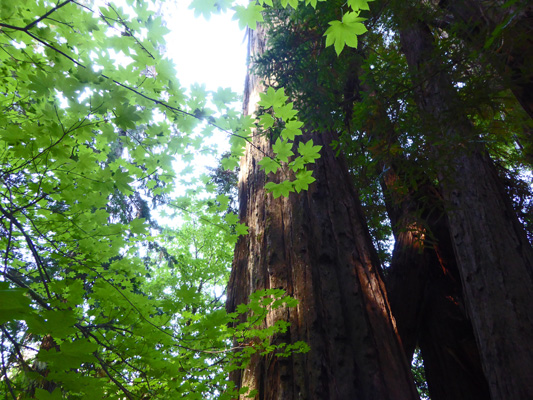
(397, 15), (533, 400)
(383, 169), (490, 400)
(226, 26), (419, 400)
(358, 85), (489, 399)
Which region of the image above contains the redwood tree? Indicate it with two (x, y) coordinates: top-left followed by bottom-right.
(226, 26), (418, 400)
(226, 2), (533, 399)
(395, 7), (533, 399)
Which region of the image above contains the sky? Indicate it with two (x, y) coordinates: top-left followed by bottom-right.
(157, 2), (249, 217)
(162, 1), (248, 95)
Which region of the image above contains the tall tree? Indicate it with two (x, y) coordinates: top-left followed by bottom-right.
(226, 25), (419, 400)
(395, 6), (533, 398)
(248, 4), (492, 398)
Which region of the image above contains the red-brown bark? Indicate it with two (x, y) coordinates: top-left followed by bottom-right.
(383, 171), (490, 400)
(226, 26), (419, 400)
(358, 84), (489, 400)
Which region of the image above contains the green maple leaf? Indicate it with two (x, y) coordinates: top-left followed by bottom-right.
(236, 223), (249, 236)
(225, 212), (239, 225)
(34, 388), (62, 400)
(259, 87), (288, 109)
(347, 0), (374, 11)
(212, 87), (237, 109)
(289, 156), (306, 171)
(281, 120), (303, 140)
(272, 138), (294, 162)
(324, 12), (368, 55)
(305, 0), (327, 6)
(281, 0), (300, 9)
(294, 170), (316, 193)
(216, 194), (230, 209)
(265, 180), (295, 198)
(189, 0), (217, 19)
(215, 0), (233, 12)
(259, 113), (275, 129)
(232, 4), (264, 30)
(258, 157), (280, 174)
(298, 139), (322, 163)
(0, 283), (31, 324)
(274, 102), (298, 121)
(221, 156), (239, 170)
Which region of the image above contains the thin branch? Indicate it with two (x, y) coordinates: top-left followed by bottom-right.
(0, 205), (52, 298)
(25, 30), (85, 68)
(0, 346), (17, 400)
(4, 270), (51, 310)
(3, 217), (13, 275)
(2, 15), (272, 160)
(0, 326), (33, 372)
(92, 353), (136, 400)
(25, 0), (74, 31)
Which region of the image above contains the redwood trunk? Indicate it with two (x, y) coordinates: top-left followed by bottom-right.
(226, 26), (418, 400)
(359, 84), (489, 399)
(383, 170), (490, 400)
(397, 14), (533, 400)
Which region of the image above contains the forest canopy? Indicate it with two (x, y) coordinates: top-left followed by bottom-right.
(1, 0), (532, 399)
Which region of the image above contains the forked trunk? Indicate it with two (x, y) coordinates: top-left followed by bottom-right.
(397, 14), (533, 400)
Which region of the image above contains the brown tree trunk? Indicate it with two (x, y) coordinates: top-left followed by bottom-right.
(357, 78), (489, 399)
(226, 26), (419, 400)
(359, 101), (488, 399)
(383, 169), (490, 400)
(396, 13), (533, 400)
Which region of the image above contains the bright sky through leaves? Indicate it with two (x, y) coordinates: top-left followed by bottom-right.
(163, 1), (247, 93)
(159, 1), (248, 207)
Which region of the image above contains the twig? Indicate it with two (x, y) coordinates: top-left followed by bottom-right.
(25, 0), (74, 31)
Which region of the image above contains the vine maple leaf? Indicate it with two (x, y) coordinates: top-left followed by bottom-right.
(324, 12), (367, 55)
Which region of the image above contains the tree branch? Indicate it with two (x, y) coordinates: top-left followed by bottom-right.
(25, 0), (74, 31)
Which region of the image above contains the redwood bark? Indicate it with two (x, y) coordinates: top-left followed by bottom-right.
(226, 26), (419, 400)
(359, 83), (489, 400)
(396, 14), (533, 400)
(383, 171), (490, 400)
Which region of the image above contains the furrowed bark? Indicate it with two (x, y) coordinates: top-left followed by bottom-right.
(396, 13), (533, 400)
(362, 97), (489, 400)
(226, 26), (419, 400)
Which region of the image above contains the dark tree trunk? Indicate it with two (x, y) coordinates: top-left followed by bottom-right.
(226, 26), (419, 400)
(383, 169), (490, 400)
(355, 73), (490, 399)
(396, 13), (533, 400)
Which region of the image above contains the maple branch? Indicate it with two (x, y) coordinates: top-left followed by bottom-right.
(25, 0), (74, 30)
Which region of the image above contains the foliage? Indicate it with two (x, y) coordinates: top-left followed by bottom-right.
(411, 349), (430, 400)
(3, 0), (530, 397)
